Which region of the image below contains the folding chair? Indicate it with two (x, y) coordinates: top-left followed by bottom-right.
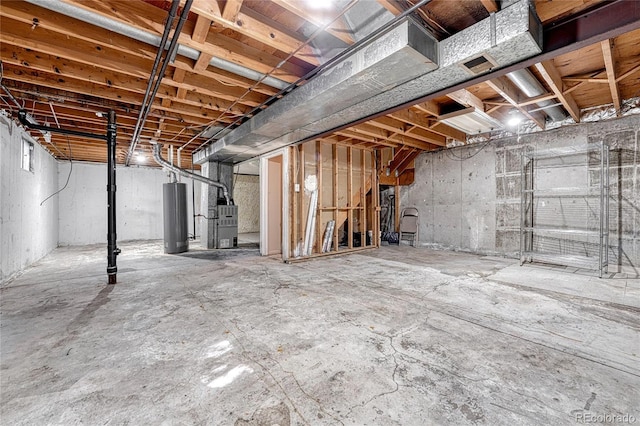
(399, 207), (419, 247)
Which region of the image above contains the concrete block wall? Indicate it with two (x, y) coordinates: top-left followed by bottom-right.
(404, 142), (497, 253)
(405, 114), (640, 273)
(1, 115), (59, 283)
(58, 162), (201, 245)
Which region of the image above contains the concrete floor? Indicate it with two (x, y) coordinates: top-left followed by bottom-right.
(1, 241), (639, 425)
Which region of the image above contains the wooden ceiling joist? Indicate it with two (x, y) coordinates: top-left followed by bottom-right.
(2, 0), (638, 166)
(535, 60), (581, 122)
(447, 89), (485, 112)
(2, 0), (306, 84)
(617, 63), (640, 83)
(222, 0), (245, 22)
(601, 39), (622, 115)
(352, 122), (442, 150)
(376, 0), (405, 16)
(485, 77), (546, 129)
(189, 1), (320, 67)
(367, 116), (446, 146)
(272, 0), (355, 44)
(480, 0), (500, 13)
(412, 100), (441, 117)
(191, 15), (212, 44)
(335, 129), (399, 148)
(389, 109), (466, 142)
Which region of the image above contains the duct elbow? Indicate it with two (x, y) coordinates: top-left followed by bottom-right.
(153, 142), (232, 204)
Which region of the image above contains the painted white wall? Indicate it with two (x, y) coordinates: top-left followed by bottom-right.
(58, 162), (201, 245)
(0, 115), (59, 283)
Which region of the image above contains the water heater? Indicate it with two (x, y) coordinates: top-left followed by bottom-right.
(163, 182), (188, 254)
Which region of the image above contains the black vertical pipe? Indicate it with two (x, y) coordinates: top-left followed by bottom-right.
(192, 176), (196, 239)
(106, 110), (120, 284)
(19, 109), (119, 284)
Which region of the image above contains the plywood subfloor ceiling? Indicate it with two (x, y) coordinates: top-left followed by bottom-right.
(1, 0), (639, 172)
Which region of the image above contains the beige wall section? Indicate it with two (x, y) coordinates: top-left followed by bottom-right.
(233, 174), (260, 233)
(266, 156), (283, 255)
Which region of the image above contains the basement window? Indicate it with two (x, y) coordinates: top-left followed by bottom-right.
(21, 138), (34, 172)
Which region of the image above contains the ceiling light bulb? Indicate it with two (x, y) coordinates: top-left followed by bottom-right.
(136, 154), (146, 163)
(507, 116), (522, 127)
(306, 0), (333, 9)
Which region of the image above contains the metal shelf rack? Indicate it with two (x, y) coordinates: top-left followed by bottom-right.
(520, 142), (610, 277)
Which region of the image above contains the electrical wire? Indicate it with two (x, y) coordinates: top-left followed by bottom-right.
(443, 138), (492, 161)
(40, 135), (73, 206)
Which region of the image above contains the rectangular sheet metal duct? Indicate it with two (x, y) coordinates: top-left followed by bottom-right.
(195, 0), (541, 164)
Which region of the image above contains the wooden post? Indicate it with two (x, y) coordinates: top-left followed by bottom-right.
(332, 143), (339, 251)
(394, 184), (400, 234)
(347, 146), (353, 249)
(316, 140), (323, 255)
(374, 151), (380, 247)
(361, 149), (367, 246)
(299, 143), (305, 254)
(290, 146), (297, 258)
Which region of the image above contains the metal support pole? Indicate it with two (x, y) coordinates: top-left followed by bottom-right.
(520, 151), (525, 265)
(598, 141), (605, 278)
(106, 111), (120, 284)
(604, 142), (610, 275)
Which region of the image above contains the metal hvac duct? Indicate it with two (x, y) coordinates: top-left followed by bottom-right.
(195, 0), (544, 164)
(152, 143), (232, 205)
(24, 0), (289, 90)
(506, 69), (567, 122)
(196, 14), (439, 163)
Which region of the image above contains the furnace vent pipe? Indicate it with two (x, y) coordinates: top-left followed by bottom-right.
(153, 143), (231, 205)
(506, 69), (567, 122)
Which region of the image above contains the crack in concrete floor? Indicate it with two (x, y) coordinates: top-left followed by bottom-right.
(1, 241), (639, 425)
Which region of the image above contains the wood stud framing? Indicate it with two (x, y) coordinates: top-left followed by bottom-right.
(289, 140), (379, 260)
